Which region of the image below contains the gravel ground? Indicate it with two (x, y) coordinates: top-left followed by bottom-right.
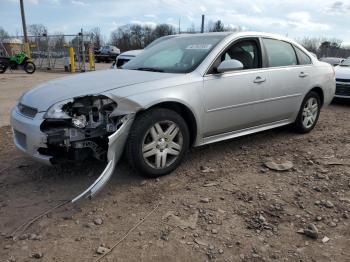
(0, 69), (349, 262)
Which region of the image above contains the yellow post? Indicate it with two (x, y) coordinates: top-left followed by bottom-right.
(69, 47), (75, 73)
(89, 48), (95, 71)
(24, 42), (31, 58)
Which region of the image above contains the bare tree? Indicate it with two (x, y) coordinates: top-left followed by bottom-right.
(130, 24), (143, 49)
(143, 25), (154, 46)
(90, 27), (103, 50)
(28, 24), (47, 36)
(208, 20), (225, 32)
(187, 23), (196, 33)
(110, 25), (132, 51)
(28, 24), (49, 51)
(110, 23), (175, 52)
(298, 37), (320, 54)
(152, 24), (175, 38)
(298, 37), (350, 58)
(0, 27), (9, 41)
(51, 32), (66, 50)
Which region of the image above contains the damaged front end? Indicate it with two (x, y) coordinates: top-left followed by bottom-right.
(40, 95), (136, 202)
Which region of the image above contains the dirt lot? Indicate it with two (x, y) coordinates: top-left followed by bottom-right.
(0, 69), (349, 262)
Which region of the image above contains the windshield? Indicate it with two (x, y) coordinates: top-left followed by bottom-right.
(122, 35), (225, 73)
(340, 57), (350, 66)
(145, 35), (177, 50)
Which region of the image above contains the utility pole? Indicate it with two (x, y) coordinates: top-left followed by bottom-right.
(81, 28), (86, 72)
(201, 14), (205, 33)
(19, 0), (30, 57)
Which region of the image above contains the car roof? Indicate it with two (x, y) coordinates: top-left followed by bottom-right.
(175, 31), (289, 39)
(175, 31), (303, 46)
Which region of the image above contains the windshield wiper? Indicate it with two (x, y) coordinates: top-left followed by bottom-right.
(134, 67), (164, 72)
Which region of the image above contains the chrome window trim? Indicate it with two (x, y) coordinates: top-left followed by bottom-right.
(204, 64), (314, 78)
(204, 35), (314, 77)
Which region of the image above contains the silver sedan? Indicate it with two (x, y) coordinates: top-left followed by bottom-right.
(11, 32), (335, 200)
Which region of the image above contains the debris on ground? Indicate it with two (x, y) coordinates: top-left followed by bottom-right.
(298, 224), (319, 239)
(322, 236), (330, 243)
(96, 246), (110, 255)
(264, 160), (294, 171)
(162, 211), (198, 230)
(93, 218), (103, 225)
(30, 252), (43, 259)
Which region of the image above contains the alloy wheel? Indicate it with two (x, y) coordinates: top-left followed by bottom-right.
(142, 120), (183, 169)
(302, 97), (319, 129)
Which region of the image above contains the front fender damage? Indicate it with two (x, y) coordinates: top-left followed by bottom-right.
(71, 114), (135, 203)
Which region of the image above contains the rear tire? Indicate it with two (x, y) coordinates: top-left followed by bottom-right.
(0, 62), (7, 73)
(126, 108), (190, 178)
(24, 61), (36, 74)
(293, 91), (321, 133)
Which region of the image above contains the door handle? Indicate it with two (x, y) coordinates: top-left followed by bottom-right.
(299, 72), (309, 78)
(253, 76), (266, 84)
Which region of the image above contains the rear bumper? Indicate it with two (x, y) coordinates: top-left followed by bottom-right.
(10, 107), (52, 165)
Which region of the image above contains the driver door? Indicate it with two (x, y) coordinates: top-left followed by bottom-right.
(202, 38), (271, 138)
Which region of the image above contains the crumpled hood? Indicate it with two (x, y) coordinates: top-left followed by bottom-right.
(20, 69), (176, 111)
(335, 65), (350, 80)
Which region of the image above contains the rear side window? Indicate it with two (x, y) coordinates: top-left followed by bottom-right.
(294, 47), (312, 65)
(263, 38), (297, 67)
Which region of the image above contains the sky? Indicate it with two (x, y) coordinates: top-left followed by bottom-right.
(1, 0), (350, 46)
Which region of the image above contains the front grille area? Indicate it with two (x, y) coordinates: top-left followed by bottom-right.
(336, 78), (350, 83)
(18, 103), (38, 118)
(13, 129), (27, 149)
(335, 83), (350, 97)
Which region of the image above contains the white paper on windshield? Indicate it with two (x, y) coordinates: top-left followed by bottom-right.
(186, 44), (212, 50)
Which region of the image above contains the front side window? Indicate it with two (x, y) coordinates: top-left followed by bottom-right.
(294, 47), (312, 65)
(263, 38), (297, 67)
(221, 40), (260, 69)
(123, 35), (225, 73)
(208, 39), (261, 74)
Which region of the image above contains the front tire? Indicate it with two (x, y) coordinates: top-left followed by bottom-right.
(126, 108), (190, 178)
(293, 91), (321, 133)
(24, 61), (36, 74)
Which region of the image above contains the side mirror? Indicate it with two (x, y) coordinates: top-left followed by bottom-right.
(217, 59), (244, 73)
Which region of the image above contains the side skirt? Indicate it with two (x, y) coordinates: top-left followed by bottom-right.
(201, 119), (293, 146)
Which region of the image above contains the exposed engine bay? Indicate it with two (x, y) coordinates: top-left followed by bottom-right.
(40, 95), (123, 163)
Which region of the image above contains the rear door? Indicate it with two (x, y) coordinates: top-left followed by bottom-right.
(261, 38), (311, 122)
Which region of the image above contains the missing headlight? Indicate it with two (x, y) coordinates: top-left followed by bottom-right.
(72, 115), (87, 128)
(41, 95), (121, 162)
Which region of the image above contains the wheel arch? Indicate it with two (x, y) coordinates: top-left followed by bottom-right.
(137, 101), (198, 146)
(309, 86), (324, 106)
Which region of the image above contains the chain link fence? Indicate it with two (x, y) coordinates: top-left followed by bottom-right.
(0, 32), (95, 72)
